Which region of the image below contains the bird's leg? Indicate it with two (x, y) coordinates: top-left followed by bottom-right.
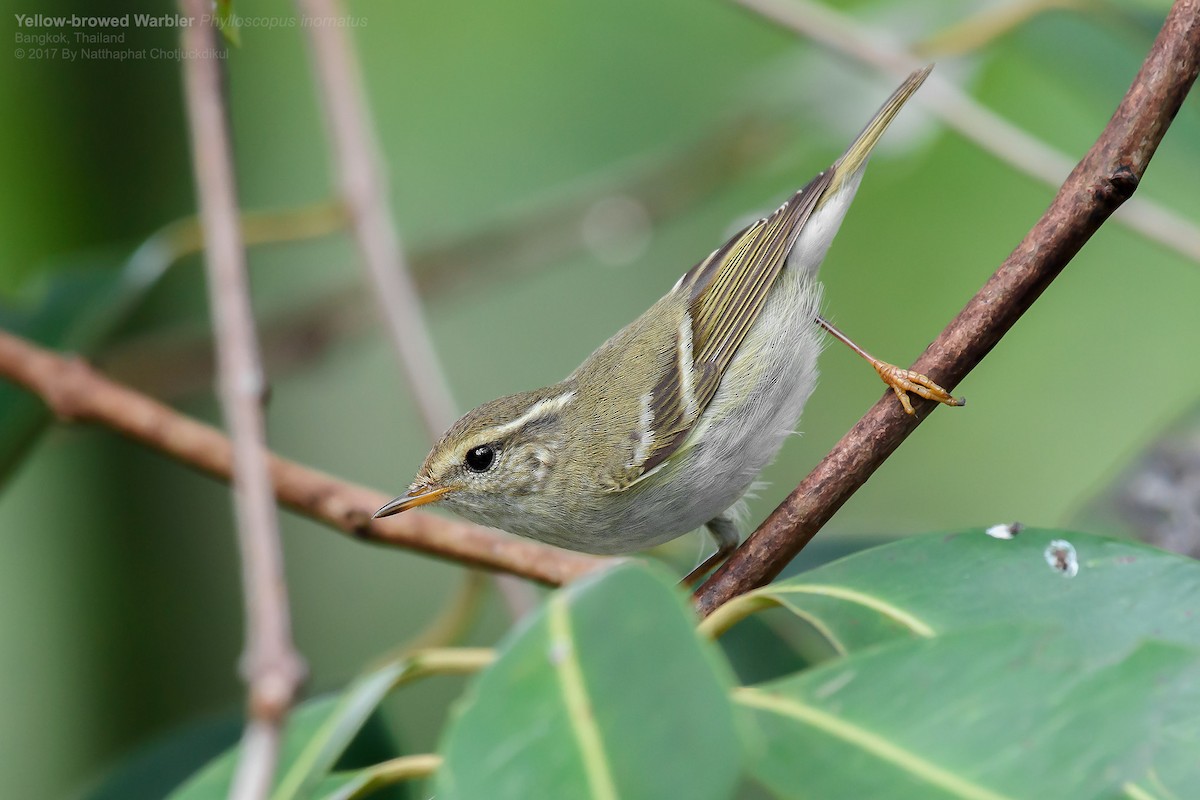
(683, 514), (740, 586)
(816, 315), (964, 415)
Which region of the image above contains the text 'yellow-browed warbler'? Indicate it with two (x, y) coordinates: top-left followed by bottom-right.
(376, 66), (963, 581)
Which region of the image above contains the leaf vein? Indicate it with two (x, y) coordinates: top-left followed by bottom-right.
(769, 584), (935, 637)
(735, 688), (1013, 800)
(549, 595), (620, 800)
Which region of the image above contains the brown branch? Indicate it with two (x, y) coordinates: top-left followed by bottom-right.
(0, 330), (606, 585)
(178, 4), (305, 797)
(696, 0), (1200, 615)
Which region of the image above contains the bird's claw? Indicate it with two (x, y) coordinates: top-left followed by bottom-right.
(874, 362), (965, 415)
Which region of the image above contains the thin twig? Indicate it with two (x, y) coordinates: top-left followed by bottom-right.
(178, 4), (306, 798)
(697, 0), (1200, 615)
(43, 338), (602, 586)
(0, 331), (606, 583)
(913, 0), (1087, 58)
(296, 0), (542, 619)
(295, 0), (454, 438)
(334, 754), (443, 800)
(732, 0), (1200, 265)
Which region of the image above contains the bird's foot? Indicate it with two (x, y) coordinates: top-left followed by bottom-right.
(873, 362), (965, 415)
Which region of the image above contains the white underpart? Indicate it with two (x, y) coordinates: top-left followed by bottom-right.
(630, 392), (655, 469)
(590, 166), (870, 552)
(785, 167), (866, 278)
(489, 389), (577, 439)
(677, 313), (698, 422)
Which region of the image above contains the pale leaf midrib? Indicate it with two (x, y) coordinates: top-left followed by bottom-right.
(549, 595), (619, 800)
(768, 583), (936, 637)
(735, 687), (1012, 800)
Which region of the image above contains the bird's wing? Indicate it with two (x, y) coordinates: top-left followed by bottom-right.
(609, 167), (833, 489)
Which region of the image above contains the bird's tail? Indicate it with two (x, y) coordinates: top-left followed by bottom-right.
(824, 65), (932, 201)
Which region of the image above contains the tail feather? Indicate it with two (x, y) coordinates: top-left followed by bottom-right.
(823, 65), (932, 202)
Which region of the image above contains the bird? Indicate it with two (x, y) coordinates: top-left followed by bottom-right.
(375, 66), (962, 582)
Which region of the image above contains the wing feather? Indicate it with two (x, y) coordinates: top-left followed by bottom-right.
(631, 168), (834, 478)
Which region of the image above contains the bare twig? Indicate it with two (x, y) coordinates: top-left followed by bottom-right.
(697, 0), (1200, 615)
(295, 0), (454, 438)
(296, 0), (545, 619)
(0, 334), (603, 578)
(335, 754), (443, 799)
(732, 0), (1200, 264)
(178, 4), (306, 797)
(913, 0), (1086, 58)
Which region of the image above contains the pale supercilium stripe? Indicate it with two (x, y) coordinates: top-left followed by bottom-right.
(488, 390), (577, 439)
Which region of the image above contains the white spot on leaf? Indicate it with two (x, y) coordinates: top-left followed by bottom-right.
(986, 522), (1024, 540)
(1044, 539), (1079, 578)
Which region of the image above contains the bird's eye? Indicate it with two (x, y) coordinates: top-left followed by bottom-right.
(464, 444), (496, 473)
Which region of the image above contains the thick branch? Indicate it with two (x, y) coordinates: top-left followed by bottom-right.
(697, 0), (1200, 615)
(0, 330), (605, 586)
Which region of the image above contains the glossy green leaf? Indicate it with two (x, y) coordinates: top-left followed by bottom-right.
(436, 562), (740, 800)
(214, 0), (241, 47)
(740, 626), (1200, 800)
(0, 261), (126, 480)
(739, 529), (1200, 659)
(0, 235), (183, 481)
(311, 755), (440, 800)
(1118, 716), (1200, 800)
(269, 657), (413, 800)
(312, 770), (381, 800)
(168, 696), (403, 800)
(79, 712), (243, 800)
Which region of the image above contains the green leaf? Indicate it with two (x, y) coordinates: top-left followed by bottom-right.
(0, 234), (186, 481)
(268, 659), (413, 800)
(214, 0), (241, 47)
(167, 696), (402, 800)
(732, 529), (1200, 659)
(166, 649), (487, 800)
(310, 755), (441, 800)
(1120, 716), (1200, 800)
(271, 649), (490, 800)
(436, 562), (740, 800)
(79, 712), (243, 800)
(0, 259), (127, 479)
(739, 626), (1200, 800)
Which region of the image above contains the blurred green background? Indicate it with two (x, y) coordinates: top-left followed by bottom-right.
(2, 0), (1198, 796)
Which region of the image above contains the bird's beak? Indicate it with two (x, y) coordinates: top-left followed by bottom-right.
(373, 485), (453, 518)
